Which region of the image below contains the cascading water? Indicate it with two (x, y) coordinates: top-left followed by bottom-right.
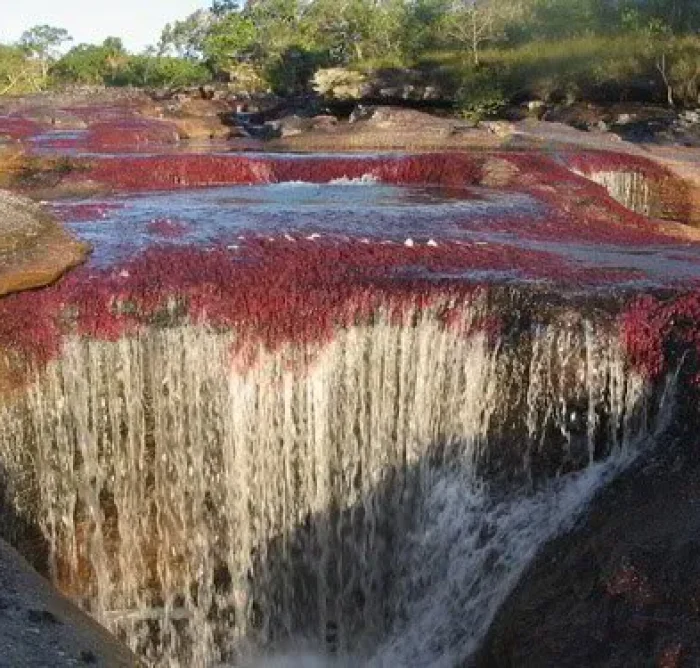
(572, 170), (653, 216)
(1, 151), (696, 667)
(0, 296), (673, 667)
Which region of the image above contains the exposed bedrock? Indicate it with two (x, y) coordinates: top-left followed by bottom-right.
(0, 189), (88, 298)
(0, 537), (138, 667)
(475, 415), (700, 668)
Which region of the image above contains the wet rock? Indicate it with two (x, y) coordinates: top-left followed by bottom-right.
(0, 189), (89, 298)
(0, 538), (136, 667)
(80, 649), (98, 664)
(27, 608), (61, 624)
(475, 435), (700, 668)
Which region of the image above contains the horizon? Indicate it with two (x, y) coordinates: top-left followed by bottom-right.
(0, 0), (209, 52)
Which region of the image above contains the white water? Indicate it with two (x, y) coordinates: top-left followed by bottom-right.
(0, 300), (670, 667)
(574, 170), (652, 216)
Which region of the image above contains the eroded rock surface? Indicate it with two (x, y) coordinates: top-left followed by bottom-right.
(475, 428), (700, 668)
(0, 190), (89, 296)
(0, 538), (138, 667)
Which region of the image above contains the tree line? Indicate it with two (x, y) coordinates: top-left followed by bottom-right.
(2, 0), (699, 110)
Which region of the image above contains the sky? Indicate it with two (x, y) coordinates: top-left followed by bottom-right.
(0, 0), (208, 53)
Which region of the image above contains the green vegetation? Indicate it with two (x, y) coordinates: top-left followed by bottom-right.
(1, 0), (699, 111)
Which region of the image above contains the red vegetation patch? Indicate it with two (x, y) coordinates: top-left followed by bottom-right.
(2, 150), (697, 384)
(562, 149), (693, 223)
(605, 558), (658, 608)
(147, 217), (189, 237)
(498, 152), (684, 246)
(0, 116), (44, 141)
(69, 151), (683, 247)
(0, 232), (666, 374)
(563, 150), (672, 182)
(78, 154), (275, 189)
(51, 202), (123, 222)
(272, 152), (484, 187)
(86, 119), (180, 150)
(73, 152), (484, 191)
(621, 291), (700, 383)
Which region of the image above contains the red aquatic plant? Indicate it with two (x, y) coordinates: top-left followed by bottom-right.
(562, 149), (693, 222)
(0, 228), (676, 376)
(147, 218), (189, 237)
(0, 116), (44, 141)
(621, 291), (700, 383)
(76, 154), (275, 189)
(86, 119), (180, 150)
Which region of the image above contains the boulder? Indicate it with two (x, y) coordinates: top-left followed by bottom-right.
(0, 189), (89, 297)
(355, 106), (456, 135)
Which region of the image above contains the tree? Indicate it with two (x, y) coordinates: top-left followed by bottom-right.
(19, 25), (72, 83)
(51, 38), (127, 85)
(441, 0), (505, 66)
(0, 44), (41, 94)
(159, 10), (215, 58)
(202, 11), (259, 71)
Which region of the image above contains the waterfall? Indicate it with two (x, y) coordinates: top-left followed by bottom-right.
(572, 170), (652, 216)
(0, 298), (672, 667)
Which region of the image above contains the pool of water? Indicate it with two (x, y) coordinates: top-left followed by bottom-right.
(53, 180), (700, 288)
(56, 182), (540, 264)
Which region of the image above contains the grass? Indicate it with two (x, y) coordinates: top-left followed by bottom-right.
(421, 34), (700, 106)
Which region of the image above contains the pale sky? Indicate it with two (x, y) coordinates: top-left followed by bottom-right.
(0, 0), (209, 52)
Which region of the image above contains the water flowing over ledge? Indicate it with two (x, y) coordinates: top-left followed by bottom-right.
(0, 149), (698, 666)
(0, 294), (677, 666)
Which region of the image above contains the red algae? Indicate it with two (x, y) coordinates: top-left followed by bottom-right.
(86, 119), (180, 150)
(147, 218), (189, 237)
(621, 291), (700, 383)
(0, 116), (44, 141)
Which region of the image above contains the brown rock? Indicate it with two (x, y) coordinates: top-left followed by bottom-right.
(0, 190), (89, 297)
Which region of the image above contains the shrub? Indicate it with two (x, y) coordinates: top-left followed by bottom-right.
(454, 67), (507, 122)
(312, 67), (368, 99)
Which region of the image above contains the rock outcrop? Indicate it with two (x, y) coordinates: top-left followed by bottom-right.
(0, 190), (89, 296)
(0, 537), (138, 667)
(475, 427), (700, 668)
